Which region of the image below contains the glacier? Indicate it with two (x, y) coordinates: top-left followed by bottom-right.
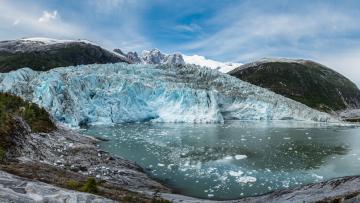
(0, 63), (336, 127)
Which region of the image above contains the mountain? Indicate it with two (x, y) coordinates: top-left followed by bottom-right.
(228, 58), (360, 113)
(114, 48), (241, 72)
(0, 38), (129, 73)
(0, 63), (335, 127)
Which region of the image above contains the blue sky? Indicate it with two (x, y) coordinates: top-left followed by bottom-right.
(1, 0), (360, 86)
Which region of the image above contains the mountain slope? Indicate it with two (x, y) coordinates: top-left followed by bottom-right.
(0, 38), (129, 72)
(0, 63), (335, 127)
(228, 59), (360, 113)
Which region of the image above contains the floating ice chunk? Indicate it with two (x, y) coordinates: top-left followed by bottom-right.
(236, 176), (257, 183)
(229, 170), (244, 177)
(224, 156), (233, 160)
(167, 164), (174, 169)
(311, 173), (324, 180)
(234, 155), (247, 160)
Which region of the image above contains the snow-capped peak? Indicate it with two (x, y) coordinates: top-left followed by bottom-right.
(116, 48), (241, 72)
(141, 49), (166, 64)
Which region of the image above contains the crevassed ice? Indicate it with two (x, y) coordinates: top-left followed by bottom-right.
(0, 63), (336, 127)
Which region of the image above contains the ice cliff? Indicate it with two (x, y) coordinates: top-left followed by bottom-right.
(0, 63), (336, 127)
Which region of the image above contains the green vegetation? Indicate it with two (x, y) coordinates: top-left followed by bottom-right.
(0, 92), (55, 160)
(66, 177), (99, 194)
(229, 60), (360, 112)
(0, 92), (55, 132)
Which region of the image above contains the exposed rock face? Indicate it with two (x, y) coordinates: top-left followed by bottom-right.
(229, 59), (360, 113)
(0, 170), (115, 203)
(142, 49), (166, 64)
(141, 49), (185, 65)
(164, 53), (185, 66)
(0, 38), (129, 73)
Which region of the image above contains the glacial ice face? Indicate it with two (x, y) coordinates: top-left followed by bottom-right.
(0, 63), (336, 127)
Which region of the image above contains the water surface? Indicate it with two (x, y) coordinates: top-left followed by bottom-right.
(81, 121), (360, 200)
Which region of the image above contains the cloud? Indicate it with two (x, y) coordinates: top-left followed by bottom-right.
(174, 23), (202, 33)
(90, 0), (140, 12)
(13, 19), (20, 26)
(183, 7), (358, 61)
(0, 1), (84, 40)
(177, 2), (360, 86)
(314, 50), (360, 88)
(38, 10), (58, 23)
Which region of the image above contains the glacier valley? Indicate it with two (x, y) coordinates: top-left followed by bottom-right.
(0, 63), (336, 127)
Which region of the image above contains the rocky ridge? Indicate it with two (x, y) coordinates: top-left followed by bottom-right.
(0, 38), (129, 73)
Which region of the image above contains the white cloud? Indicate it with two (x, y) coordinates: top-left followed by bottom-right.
(0, 0), (152, 53)
(174, 23), (201, 33)
(0, 2), (84, 40)
(314, 50), (360, 88)
(179, 4), (360, 86)
(38, 10), (58, 23)
(13, 19), (20, 26)
(184, 9), (357, 61)
(90, 0), (140, 12)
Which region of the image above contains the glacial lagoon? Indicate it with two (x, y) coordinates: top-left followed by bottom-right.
(82, 121), (360, 200)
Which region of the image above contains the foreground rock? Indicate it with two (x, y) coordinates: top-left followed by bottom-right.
(0, 170), (114, 203)
(1, 116), (169, 202)
(162, 176), (360, 203)
(229, 58), (360, 114)
(233, 175), (360, 203)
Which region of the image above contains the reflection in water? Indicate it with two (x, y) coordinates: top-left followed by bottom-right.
(82, 121), (360, 200)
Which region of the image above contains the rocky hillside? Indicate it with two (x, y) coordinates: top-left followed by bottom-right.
(0, 38), (129, 73)
(229, 59), (360, 113)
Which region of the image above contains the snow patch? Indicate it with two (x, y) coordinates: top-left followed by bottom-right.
(21, 37), (97, 46)
(183, 54), (242, 73)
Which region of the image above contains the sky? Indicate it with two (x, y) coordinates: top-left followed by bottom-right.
(1, 0), (360, 86)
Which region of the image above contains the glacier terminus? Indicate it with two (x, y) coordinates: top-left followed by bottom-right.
(0, 63), (336, 127)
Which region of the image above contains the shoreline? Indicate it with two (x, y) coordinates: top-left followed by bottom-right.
(2, 116), (360, 202)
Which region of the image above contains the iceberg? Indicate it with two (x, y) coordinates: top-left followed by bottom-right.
(0, 63), (336, 127)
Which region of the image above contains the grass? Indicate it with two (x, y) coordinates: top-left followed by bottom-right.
(67, 177), (99, 194)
